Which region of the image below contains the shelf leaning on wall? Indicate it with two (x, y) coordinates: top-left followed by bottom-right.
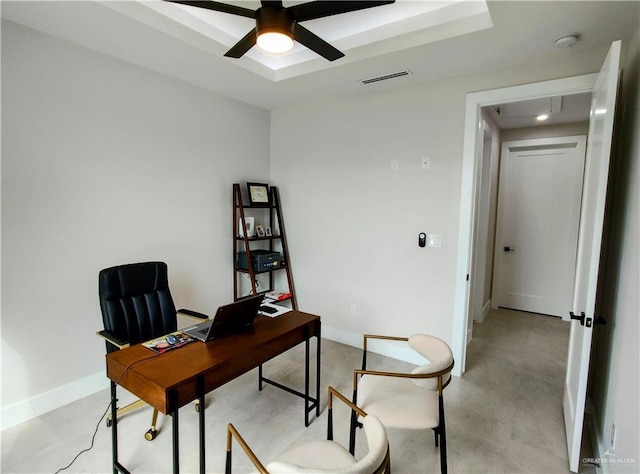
(233, 182), (297, 310)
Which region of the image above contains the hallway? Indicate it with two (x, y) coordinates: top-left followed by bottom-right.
(445, 308), (594, 472)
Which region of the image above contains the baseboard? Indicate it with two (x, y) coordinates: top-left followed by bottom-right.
(480, 300), (491, 322)
(2, 324), (426, 431)
(472, 300), (491, 323)
(1, 372), (108, 431)
(322, 324), (427, 365)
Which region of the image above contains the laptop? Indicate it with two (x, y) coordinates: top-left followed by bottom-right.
(182, 295), (264, 342)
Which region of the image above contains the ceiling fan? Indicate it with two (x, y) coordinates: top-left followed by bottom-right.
(166, 1), (395, 61)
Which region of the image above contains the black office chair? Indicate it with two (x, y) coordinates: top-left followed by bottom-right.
(97, 261), (208, 440)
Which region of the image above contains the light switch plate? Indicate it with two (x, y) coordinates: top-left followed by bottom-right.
(428, 234), (441, 247)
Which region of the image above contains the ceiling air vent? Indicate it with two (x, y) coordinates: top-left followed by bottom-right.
(360, 70), (412, 85)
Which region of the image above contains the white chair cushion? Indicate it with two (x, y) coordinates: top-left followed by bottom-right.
(267, 416), (388, 474)
(354, 415), (389, 474)
(267, 440), (357, 473)
(408, 334), (453, 389)
(357, 374), (439, 429)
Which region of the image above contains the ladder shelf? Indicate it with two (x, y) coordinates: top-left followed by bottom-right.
(233, 183), (297, 309)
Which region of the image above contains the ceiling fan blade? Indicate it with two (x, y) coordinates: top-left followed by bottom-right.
(294, 24), (344, 62)
(165, 1), (256, 19)
(224, 28), (257, 58)
(290, 0), (394, 22)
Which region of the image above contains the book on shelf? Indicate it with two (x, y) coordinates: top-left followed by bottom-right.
(265, 290), (292, 302)
(142, 331), (194, 354)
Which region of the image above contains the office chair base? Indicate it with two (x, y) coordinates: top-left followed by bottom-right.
(144, 408), (160, 441)
(107, 398), (148, 427)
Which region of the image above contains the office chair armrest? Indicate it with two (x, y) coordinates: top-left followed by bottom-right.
(363, 334), (409, 344)
(177, 309), (209, 320)
(328, 385), (367, 416)
(327, 386), (368, 441)
(96, 330), (130, 350)
(354, 360), (454, 392)
(226, 423), (268, 474)
(361, 334), (409, 370)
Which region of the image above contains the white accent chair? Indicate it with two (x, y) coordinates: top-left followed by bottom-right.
(350, 334), (454, 474)
(225, 386), (391, 474)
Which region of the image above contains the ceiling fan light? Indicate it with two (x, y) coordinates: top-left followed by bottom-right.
(257, 29), (294, 54)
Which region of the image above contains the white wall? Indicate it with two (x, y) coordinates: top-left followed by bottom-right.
(270, 48), (609, 357)
(589, 14), (640, 471)
(1, 20), (271, 428)
(501, 121), (589, 142)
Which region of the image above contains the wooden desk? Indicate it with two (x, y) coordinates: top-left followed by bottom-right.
(105, 310), (321, 474)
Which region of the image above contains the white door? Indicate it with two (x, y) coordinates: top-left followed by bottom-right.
(563, 41), (621, 473)
(471, 124), (495, 328)
(492, 136), (586, 317)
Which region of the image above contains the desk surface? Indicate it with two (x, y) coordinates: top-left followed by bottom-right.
(106, 310), (320, 414)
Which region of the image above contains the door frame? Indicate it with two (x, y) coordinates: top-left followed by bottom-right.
(452, 73), (597, 376)
(469, 118), (497, 334)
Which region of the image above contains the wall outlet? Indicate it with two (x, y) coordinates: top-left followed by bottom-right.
(390, 159), (399, 172)
(421, 156), (431, 170)
(350, 304), (358, 316)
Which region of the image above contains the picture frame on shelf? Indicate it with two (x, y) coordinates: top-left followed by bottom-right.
(264, 226), (272, 237)
(239, 217), (255, 238)
(246, 182), (270, 206)
(256, 225), (266, 238)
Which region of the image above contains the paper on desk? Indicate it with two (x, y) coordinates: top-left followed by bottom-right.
(259, 301), (292, 317)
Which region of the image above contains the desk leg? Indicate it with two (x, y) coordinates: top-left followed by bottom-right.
(170, 391), (179, 474)
(316, 324), (321, 417)
(258, 364), (263, 391)
(110, 382), (118, 474)
(305, 336), (310, 427)
(198, 377), (205, 474)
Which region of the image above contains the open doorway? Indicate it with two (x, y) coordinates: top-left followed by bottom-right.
(463, 89), (595, 473)
(476, 93), (591, 324)
(455, 41), (622, 473)
(452, 72), (599, 375)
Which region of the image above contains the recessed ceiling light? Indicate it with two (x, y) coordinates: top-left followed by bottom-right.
(554, 34), (580, 48)
(537, 114), (549, 121)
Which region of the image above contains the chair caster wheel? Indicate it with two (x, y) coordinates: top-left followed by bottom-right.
(145, 429), (158, 441)
(106, 418), (113, 428)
